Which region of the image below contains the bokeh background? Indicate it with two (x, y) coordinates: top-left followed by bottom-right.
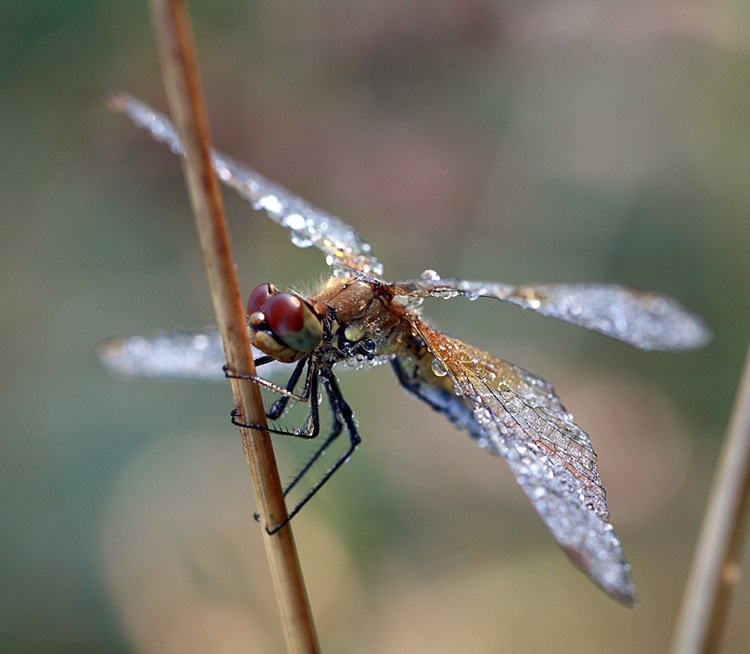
(2, 1), (750, 651)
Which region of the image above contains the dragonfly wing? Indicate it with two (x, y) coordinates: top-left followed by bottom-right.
(393, 276), (711, 351)
(108, 92), (382, 276)
(98, 328), (292, 382)
(414, 321), (636, 605)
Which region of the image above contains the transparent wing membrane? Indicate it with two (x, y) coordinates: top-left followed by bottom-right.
(394, 273), (711, 351)
(415, 321), (636, 605)
(98, 328), (291, 382)
(108, 91), (381, 275)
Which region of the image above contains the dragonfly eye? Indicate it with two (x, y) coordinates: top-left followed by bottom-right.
(264, 292), (323, 353)
(246, 283), (277, 316)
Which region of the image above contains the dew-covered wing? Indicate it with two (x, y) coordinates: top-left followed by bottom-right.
(108, 92), (382, 276)
(414, 321), (636, 605)
(394, 275), (711, 351)
(98, 328), (291, 382)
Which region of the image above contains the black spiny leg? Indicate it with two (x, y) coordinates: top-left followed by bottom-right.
(229, 356), (361, 533)
(229, 357), (315, 435)
(280, 372), (335, 499)
(266, 372), (361, 534)
(266, 357), (310, 420)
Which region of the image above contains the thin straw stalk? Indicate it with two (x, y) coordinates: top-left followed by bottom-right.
(145, 1), (319, 651)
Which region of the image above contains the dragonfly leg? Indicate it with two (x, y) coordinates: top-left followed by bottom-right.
(263, 372), (361, 535)
(266, 358), (310, 420)
(224, 355), (275, 373)
(230, 412), (314, 437)
(230, 358), (321, 439)
(223, 359), (309, 404)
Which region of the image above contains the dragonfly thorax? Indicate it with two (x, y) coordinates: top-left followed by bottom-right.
(316, 277), (415, 359)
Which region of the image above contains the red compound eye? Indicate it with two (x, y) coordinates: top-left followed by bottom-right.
(246, 283), (275, 315)
(264, 293), (306, 336)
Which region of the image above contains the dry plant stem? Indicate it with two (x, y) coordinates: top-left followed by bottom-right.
(146, 1), (319, 652)
(672, 341), (750, 654)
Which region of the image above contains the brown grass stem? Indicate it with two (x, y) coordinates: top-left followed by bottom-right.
(146, 1), (319, 651)
(672, 341), (750, 653)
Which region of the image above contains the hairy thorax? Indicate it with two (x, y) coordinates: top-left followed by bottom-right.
(312, 276), (415, 365)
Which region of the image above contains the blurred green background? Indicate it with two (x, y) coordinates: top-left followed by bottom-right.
(2, 1), (750, 651)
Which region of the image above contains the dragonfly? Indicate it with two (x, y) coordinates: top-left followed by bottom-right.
(101, 92), (711, 606)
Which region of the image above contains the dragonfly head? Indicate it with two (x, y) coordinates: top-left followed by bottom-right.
(246, 283), (324, 363)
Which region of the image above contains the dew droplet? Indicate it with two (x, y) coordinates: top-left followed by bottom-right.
(290, 231), (313, 248)
(192, 334), (209, 350)
(258, 194), (283, 215)
(283, 213), (305, 230)
(431, 358), (448, 377)
(362, 339), (377, 354)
